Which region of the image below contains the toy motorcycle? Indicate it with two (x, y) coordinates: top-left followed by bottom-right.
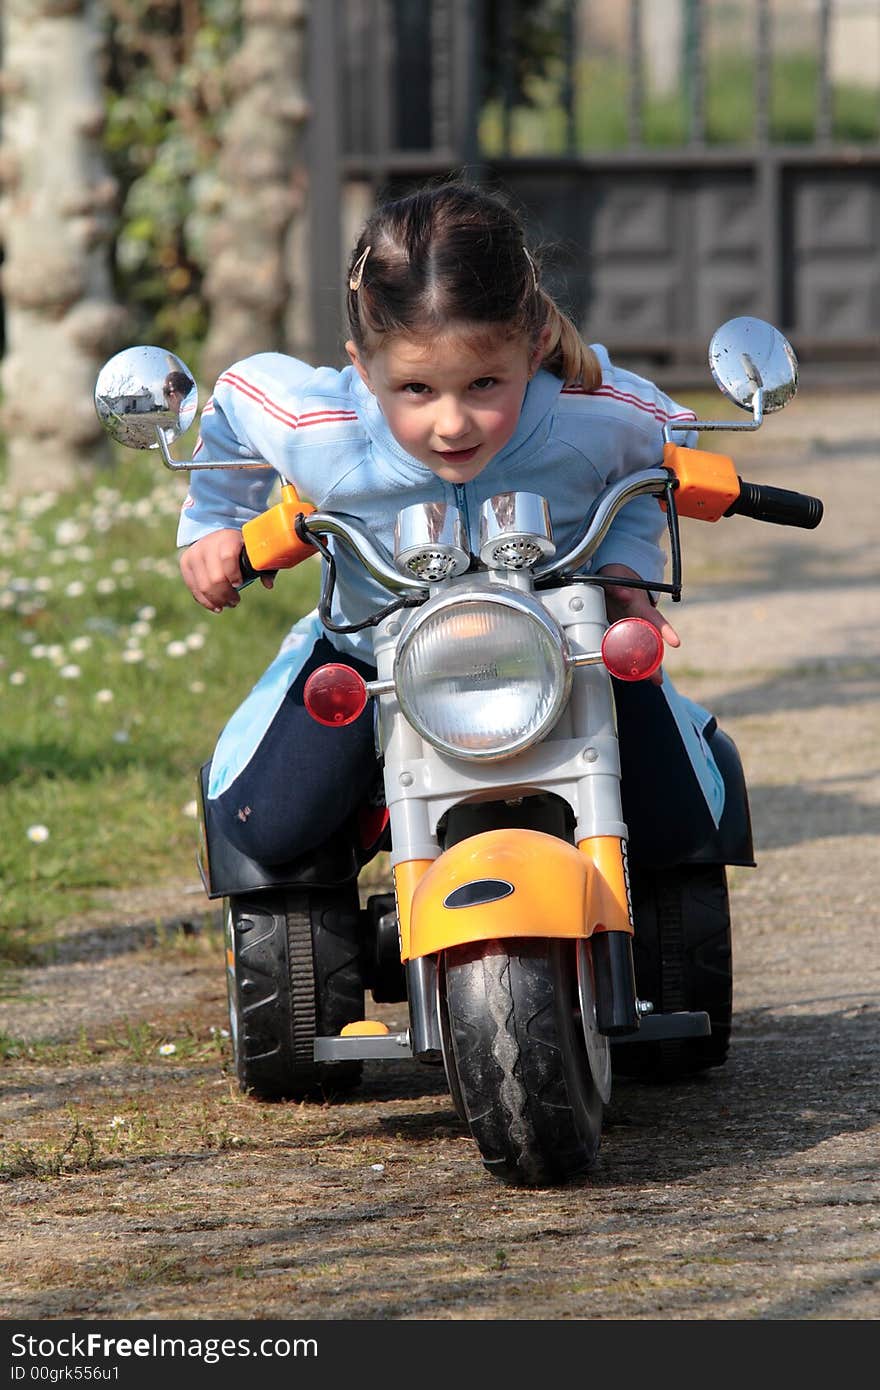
(95, 317), (822, 1187)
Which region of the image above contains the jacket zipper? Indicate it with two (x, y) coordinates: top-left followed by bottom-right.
(453, 482), (471, 547)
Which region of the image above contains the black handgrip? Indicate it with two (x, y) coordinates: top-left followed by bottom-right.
(236, 545), (277, 590)
(724, 480), (824, 529)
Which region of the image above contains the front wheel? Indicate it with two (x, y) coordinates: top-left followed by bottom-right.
(225, 886), (364, 1100)
(445, 939), (604, 1186)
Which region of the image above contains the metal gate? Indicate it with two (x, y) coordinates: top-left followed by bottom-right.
(306, 0), (880, 384)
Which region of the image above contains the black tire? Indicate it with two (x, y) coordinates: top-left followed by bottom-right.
(614, 863), (732, 1081)
(445, 939), (603, 1186)
(225, 886), (364, 1100)
(437, 958), (468, 1124)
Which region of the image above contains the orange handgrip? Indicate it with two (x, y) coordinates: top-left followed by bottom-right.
(662, 443), (741, 522)
(241, 484), (316, 570)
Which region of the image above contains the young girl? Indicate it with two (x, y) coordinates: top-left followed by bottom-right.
(178, 182), (723, 869)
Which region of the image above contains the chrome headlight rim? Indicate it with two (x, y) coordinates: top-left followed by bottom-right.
(392, 587), (571, 762)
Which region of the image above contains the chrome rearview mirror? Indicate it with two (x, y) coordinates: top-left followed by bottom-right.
(95, 345), (269, 472)
(94, 345), (198, 452)
(709, 316), (798, 414)
(665, 316), (798, 443)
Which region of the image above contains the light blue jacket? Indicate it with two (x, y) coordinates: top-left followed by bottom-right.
(177, 347), (697, 662)
(180, 349), (724, 822)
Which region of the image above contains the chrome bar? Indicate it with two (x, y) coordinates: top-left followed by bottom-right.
(313, 1031), (413, 1061)
(156, 427), (273, 472)
(663, 388), (764, 444)
(407, 956), (444, 1056)
(365, 676), (396, 696)
(304, 512), (428, 593)
(534, 467), (669, 582)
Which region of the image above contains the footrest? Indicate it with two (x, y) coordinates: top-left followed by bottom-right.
(610, 1010), (711, 1044)
(313, 1031), (413, 1061)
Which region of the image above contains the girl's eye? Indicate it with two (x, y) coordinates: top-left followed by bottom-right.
(402, 382), (431, 395)
(472, 377), (497, 390)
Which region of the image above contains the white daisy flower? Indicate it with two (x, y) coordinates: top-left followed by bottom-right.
(55, 519), (85, 546)
(26, 824), (50, 843)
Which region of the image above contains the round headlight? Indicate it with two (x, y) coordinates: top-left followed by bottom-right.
(393, 590), (570, 760)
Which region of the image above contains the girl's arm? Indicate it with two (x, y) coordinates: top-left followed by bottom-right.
(586, 361), (697, 590)
(176, 363), (284, 612)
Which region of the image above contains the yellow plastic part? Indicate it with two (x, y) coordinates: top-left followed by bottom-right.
(662, 442), (741, 522)
(406, 828), (604, 961)
(577, 835), (634, 935)
(241, 483), (316, 571)
(393, 859), (434, 961)
(340, 1020), (390, 1036)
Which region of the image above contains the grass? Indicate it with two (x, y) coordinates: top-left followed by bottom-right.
(479, 52), (879, 154)
(0, 441), (319, 960)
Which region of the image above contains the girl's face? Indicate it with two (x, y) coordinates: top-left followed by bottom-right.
(346, 325), (548, 483)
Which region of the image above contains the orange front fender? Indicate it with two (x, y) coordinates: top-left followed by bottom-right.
(399, 828), (632, 961)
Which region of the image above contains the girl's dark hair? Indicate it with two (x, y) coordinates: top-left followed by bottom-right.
(346, 182), (600, 389)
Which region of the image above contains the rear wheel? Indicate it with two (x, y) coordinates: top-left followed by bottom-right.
(614, 863), (732, 1080)
(445, 939), (604, 1186)
(225, 886), (364, 1100)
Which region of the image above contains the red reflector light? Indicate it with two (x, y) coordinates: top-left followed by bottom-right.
(303, 664), (368, 726)
(601, 618), (664, 682)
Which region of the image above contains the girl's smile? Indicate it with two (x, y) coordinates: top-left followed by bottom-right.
(346, 326), (548, 483)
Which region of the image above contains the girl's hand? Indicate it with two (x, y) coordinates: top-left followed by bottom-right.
(180, 529), (274, 613)
(597, 563), (679, 686)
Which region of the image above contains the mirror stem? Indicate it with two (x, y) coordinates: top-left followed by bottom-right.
(663, 387), (764, 444)
(156, 426), (186, 470)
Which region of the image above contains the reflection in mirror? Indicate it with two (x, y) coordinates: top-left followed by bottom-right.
(94, 345), (198, 449)
(709, 317), (798, 414)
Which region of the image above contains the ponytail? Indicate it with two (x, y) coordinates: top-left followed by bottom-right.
(537, 291), (602, 390)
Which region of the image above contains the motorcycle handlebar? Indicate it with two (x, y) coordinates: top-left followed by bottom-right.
(236, 546), (277, 590)
(725, 480), (824, 530)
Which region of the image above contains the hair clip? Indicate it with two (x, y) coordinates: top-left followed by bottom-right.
(523, 246), (539, 292)
(349, 245), (371, 292)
